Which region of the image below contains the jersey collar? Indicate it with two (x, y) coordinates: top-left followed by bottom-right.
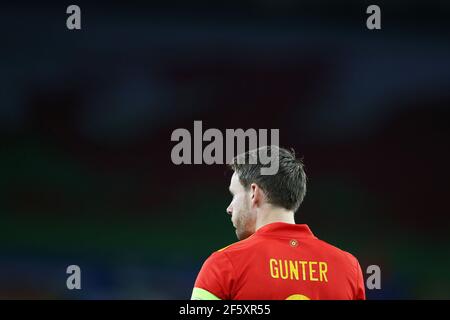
(254, 222), (317, 239)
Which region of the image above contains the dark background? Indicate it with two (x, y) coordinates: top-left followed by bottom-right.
(0, 0), (449, 299)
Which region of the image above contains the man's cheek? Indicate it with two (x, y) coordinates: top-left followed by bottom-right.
(231, 212), (238, 226)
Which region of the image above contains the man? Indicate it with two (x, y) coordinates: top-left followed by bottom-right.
(191, 146), (365, 300)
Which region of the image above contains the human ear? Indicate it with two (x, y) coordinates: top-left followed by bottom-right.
(250, 183), (260, 207)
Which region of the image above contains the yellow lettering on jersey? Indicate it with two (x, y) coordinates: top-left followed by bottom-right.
(309, 261), (318, 281)
(299, 261), (308, 281)
(269, 259), (279, 278)
(289, 260), (299, 280)
(280, 260), (289, 279)
(269, 259), (328, 282)
(319, 262), (328, 282)
(286, 294), (311, 300)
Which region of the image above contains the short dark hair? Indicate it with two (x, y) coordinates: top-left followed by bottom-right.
(229, 146), (307, 212)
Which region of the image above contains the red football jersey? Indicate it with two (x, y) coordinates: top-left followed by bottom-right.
(192, 222), (366, 300)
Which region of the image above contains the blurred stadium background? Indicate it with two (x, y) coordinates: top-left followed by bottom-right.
(0, 1), (449, 299)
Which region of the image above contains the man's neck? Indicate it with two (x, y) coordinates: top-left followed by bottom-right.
(255, 206), (295, 231)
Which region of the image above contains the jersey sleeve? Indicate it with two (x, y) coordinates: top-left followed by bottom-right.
(191, 251), (235, 300)
(354, 259), (366, 300)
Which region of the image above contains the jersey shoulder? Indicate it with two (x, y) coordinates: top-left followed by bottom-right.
(314, 238), (360, 267)
(215, 234), (262, 254)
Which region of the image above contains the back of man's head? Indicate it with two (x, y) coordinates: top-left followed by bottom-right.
(229, 146), (307, 212)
